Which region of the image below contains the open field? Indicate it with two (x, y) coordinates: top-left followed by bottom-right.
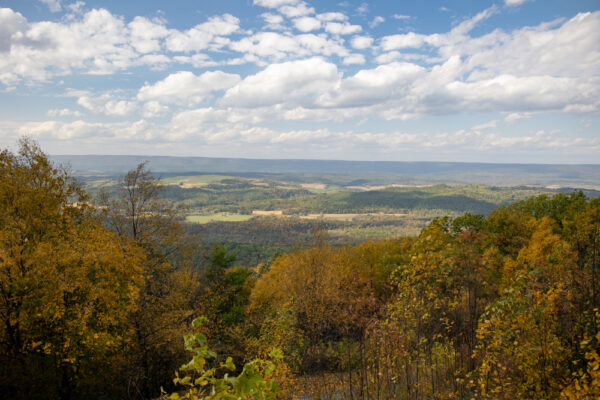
(162, 175), (237, 188)
(299, 213), (407, 221)
(185, 213), (254, 224)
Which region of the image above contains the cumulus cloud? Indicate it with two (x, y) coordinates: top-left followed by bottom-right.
(164, 14), (239, 52)
(0, 8), (240, 84)
(142, 101), (169, 118)
(76, 93), (137, 116)
(228, 32), (349, 61)
(350, 35), (373, 49)
(465, 12), (600, 80)
(128, 16), (169, 53)
(0, 9), (27, 53)
(325, 22), (362, 35)
(343, 54), (365, 65)
(279, 2), (315, 18)
(137, 70), (241, 106)
(369, 16), (385, 28)
(317, 12), (347, 22)
(261, 13), (286, 30)
(317, 62), (425, 108)
(220, 57), (340, 108)
(293, 17), (321, 32)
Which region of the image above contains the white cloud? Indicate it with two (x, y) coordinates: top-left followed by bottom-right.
(76, 93), (137, 116)
(46, 108), (82, 117)
(392, 14), (411, 20)
(343, 54), (365, 65)
(318, 62), (425, 108)
(142, 101), (169, 118)
(228, 32), (349, 61)
(325, 22), (362, 35)
(261, 13), (286, 30)
(137, 70), (241, 105)
(0, 9), (27, 53)
(0, 8), (245, 85)
(38, 0), (61, 13)
(356, 3), (368, 16)
(472, 120), (498, 130)
(504, 112), (531, 124)
(128, 16), (169, 53)
(14, 118), (599, 159)
(139, 53), (171, 69)
(253, 0), (298, 8)
(0, 8), (135, 81)
(279, 2), (315, 18)
(220, 57), (340, 108)
(380, 32), (427, 50)
(380, 5), (498, 52)
(465, 12), (600, 80)
(505, 0), (531, 7)
(66, 1), (85, 15)
(19, 120), (114, 140)
(369, 16), (385, 28)
(164, 14), (239, 52)
(350, 35), (373, 49)
(293, 17), (321, 32)
(317, 12), (347, 22)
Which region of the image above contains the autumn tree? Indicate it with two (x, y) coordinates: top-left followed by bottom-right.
(474, 218), (576, 399)
(99, 162), (199, 399)
(0, 139), (144, 400)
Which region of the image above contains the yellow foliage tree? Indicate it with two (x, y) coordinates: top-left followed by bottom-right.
(474, 218), (576, 399)
(0, 139), (144, 399)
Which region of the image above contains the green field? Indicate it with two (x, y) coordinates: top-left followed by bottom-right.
(162, 175), (237, 187)
(185, 213), (254, 224)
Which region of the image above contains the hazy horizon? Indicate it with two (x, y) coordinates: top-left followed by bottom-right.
(50, 153), (600, 166)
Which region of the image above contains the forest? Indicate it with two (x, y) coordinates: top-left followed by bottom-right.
(1, 139), (600, 400)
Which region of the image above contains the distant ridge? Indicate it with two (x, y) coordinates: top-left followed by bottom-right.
(51, 154), (600, 189)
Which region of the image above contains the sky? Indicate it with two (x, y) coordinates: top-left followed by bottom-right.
(0, 0), (598, 163)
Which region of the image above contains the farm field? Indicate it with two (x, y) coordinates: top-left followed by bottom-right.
(76, 170), (600, 268)
(185, 213), (254, 224)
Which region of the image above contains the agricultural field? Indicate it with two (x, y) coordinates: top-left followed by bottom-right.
(77, 170), (600, 268)
(185, 213), (254, 224)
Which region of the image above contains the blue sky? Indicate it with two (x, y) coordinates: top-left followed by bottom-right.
(0, 0), (598, 163)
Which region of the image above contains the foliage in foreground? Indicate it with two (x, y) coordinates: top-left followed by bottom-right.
(162, 316), (281, 400)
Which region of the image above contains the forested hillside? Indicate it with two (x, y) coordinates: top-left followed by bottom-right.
(2, 141), (599, 399)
